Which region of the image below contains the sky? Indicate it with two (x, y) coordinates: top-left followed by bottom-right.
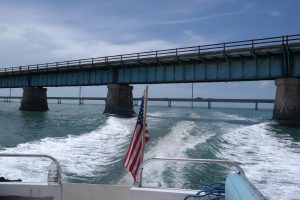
(0, 0), (299, 99)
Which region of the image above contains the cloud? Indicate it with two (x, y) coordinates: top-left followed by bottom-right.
(153, 4), (252, 25)
(164, 0), (224, 15)
(0, 25), (8, 33)
(0, 24), (178, 67)
(269, 11), (281, 16)
(51, 39), (176, 59)
(0, 18), (216, 68)
(259, 81), (272, 89)
(180, 30), (217, 46)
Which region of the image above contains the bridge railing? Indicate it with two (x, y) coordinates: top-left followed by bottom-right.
(1, 34), (300, 73)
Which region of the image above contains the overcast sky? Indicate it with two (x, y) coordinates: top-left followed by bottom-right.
(0, 0), (299, 98)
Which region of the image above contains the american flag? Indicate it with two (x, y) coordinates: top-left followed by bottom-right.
(124, 91), (149, 181)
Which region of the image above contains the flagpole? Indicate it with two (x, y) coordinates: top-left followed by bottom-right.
(141, 85), (148, 165)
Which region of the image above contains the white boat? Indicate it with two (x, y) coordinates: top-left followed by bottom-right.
(0, 153), (265, 200)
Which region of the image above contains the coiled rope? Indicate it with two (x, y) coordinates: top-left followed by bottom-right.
(184, 183), (225, 200)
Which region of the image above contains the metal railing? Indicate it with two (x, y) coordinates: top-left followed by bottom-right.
(0, 34), (300, 73)
(0, 153), (62, 184)
(137, 157), (245, 187)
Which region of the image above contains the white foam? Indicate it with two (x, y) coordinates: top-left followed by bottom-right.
(0, 116), (134, 182)
(214, 111), (254, 121)
(147, 111), (165, 118)
(189, 112), (201, 119)
(138, 120), (215, 188)
(218, 123), (300, 200)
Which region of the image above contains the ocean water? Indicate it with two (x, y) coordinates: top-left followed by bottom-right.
(0, 101), (299, 200)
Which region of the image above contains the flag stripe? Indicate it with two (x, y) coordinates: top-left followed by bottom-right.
(129, 140), (143, 172)
(126, 128), (143, 169)
(144, 124), (149, 142)
(132, 156), (142, 178)
(124, 124), (141, 166)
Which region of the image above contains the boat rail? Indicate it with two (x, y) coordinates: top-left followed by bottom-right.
(137, 157), (245, 187)
(0, 153), (62, 184)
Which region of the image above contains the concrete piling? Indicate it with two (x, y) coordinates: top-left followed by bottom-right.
(273, 78), (300, 126)
(19, 87), (49, 111)
(103, 84), (134, 117)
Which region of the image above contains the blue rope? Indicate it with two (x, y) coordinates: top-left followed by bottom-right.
(184, 183), (225, 200)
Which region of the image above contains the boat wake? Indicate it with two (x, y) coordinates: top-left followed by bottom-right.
(121, 119), (217, 188)
(218, 122), (300, 200)
(0, 116), (134, 182)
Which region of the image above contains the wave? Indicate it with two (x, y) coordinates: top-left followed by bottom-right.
(138, 120), (215, 188)
(147, 111), (166, 118)
(218, 122), (300, 200)
(213, 111), (255, 122)
(0, 116), (134, 182)
(189, 112), (201, 119)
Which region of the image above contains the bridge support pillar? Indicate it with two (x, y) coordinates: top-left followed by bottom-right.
(273, 78), (300, 126)
(104, 84), (134, 117)
(19, 87), (48, 111)
(168, 101), (172, 107)
(208, 100), (212, 109)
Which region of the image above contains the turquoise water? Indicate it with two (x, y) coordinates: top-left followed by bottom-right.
(0, 101), (299, 200)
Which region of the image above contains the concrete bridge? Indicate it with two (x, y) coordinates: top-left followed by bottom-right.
(0, 96), (274, 110)
(0, 34), (300, 125)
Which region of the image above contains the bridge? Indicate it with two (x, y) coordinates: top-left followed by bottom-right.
(0, 96), (274, 110)
(0, 34), (299, 125)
